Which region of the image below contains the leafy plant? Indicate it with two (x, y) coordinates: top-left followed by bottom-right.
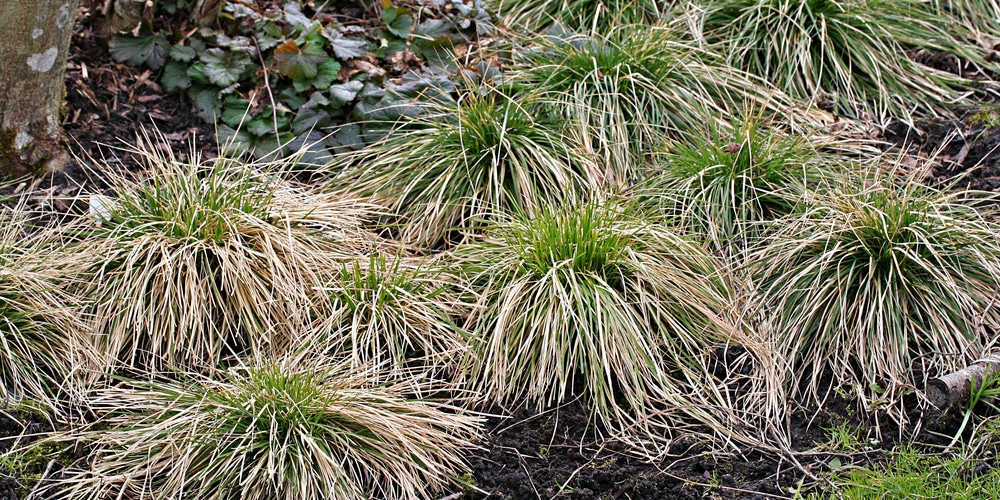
(73, 133), (382, 371)
(456, 201), (746, 429)
(112, 0), (493, 159)
(308, 253), (472, 376)
(45, 357), (482, 500)
(693, 0), (985, 121)
(337, 84), (591, 247)
(751, 167), (1000, 406)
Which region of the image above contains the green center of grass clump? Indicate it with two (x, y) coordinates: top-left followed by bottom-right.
(512, 203), (634, 283)
(228, 363), (329, 426)
(107, 160), (275, 244)
(47, 359), (481, 500)
(752, 171), (1000, 406)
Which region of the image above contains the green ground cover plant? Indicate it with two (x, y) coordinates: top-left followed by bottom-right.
(109, 0), (493, 159)
(834, 445), (1000, 499)
(44, 357), (481, 500)
(70, 134), (384, 371)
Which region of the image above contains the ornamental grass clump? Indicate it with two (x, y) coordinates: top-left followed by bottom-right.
(337, 85), (589, 247)
(640, 119), (837, 259)
(310, 253), (472, 377)
(923, 0), (1000, 41)
(77, 134), (383, 371)
(457, 201), (749, 430)
(693, 0), (981, 121)
(0, 205), (90, 407)
(515, 24), (785, 171)
(47, 358), (481, 500)
(497, 0), (671, 32)
(752, 169), (1000, 405)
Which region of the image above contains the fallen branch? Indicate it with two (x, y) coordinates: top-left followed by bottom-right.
(926, 354), (1000, 411)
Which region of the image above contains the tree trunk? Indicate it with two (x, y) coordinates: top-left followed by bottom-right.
(0, 0), (79, 178)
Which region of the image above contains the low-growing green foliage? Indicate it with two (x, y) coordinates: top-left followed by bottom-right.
(110, 0), (493, 159)
(752, 167), (1000, 405)
(456, 201), (744, 429)
(309, 253), (472, 376)
(835, 446), (1000, 499)
(337, 84), (590, 247)
(46, 357), (482, 500)
(693, 0), (982, 121)
(74, 134), (383, 371)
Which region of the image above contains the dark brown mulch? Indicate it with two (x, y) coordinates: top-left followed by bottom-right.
(884, 113), (1000, 193)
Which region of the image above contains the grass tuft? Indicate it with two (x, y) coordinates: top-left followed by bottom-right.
(308, 253), (473, 377)
(76, 132), (383, 371)
(0, 204), (90, 408)
(46, 358), (481, 500)
(457, 201), (742, 429)
(694, 0), (982, 121)
(336, 85), (589, 247)
(639, 117), (837, 259)
(515, 24), (788, 173)
(497, 0), (670, 32)
(751, 167), (1000, 405)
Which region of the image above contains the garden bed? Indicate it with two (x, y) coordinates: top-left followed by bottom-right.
(4, 1), (1000, 499)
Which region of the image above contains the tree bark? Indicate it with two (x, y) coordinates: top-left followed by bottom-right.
(0, 0), (79, 178)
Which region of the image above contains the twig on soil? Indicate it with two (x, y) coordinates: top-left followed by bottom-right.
(551, 441), (609, 499)
(24, 459), (57, 500)
(656, 470), (791, 499)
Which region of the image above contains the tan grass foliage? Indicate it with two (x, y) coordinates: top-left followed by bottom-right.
(44, 356), (482, 500)
(70, 133), (385, 371)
